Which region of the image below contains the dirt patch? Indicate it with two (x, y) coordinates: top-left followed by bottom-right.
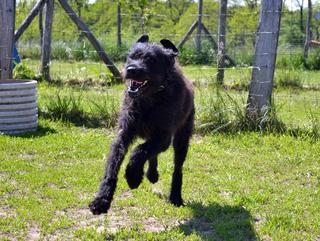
(27, 224), (41, 241)
(47, 204), (187, 238)
(0, 205), (16, 218)
(193, 134), (204, 144)
(219, 190), (233, 197)
(0, 232), (18, 241)
(19, 152), (36, 160)
(0, 171), (8, 179)
(118, 190), (133, 199)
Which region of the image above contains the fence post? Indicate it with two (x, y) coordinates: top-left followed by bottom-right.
(304, 0), (312, 59)
(195, 0), (203, 53)
(41, 0), (54, 82)
(14, 0), (46, 42)
(247, 0), (283, 119)
(0, 0), (16, 80)
(217, 0), (228, 85)
(117, 1), (122, 47)
(58, 0), (121, 82)
(39, 7), (44, 51)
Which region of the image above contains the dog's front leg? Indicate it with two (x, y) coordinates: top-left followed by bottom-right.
(89, 129), (135, 215)
(125, 134), (171, 189)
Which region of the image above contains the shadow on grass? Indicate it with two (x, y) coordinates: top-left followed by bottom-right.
(180, 202), (257, 241)
(12, 124), (56, 138)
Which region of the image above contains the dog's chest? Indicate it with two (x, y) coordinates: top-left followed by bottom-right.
(134, 103), (172, 138)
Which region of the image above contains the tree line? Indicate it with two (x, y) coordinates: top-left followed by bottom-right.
(15, 0), (320, 49)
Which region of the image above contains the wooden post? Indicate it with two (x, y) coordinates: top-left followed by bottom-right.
(304, 0), (312, 59)
(247, 0), (283, 118)
(0, 0), (16, 80)
(41, 0), (54, 82)
(117, 1), (122, 47)
(177, 21), (198, 49)
(201, 23), (218, 49)
(39, 7), (44, 50)
(195, 0), (203, 53)
(217, 0), (228, 85)
(201, 22), (236, 67)
(14, 0), (47, 42)
(58, 0), (121, 82)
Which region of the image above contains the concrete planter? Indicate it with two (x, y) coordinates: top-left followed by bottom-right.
(0, 80), (38, 134)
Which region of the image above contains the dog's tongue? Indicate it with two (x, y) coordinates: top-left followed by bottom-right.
(129, 79), (144, 91)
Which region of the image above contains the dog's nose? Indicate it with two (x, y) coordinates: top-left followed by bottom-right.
(126, 66), (139, 75)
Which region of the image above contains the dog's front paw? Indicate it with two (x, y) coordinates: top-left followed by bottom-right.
(146, 168), (159, 184)
(169, 195), (184, 207)
(125, 164), (144, 189)
(89, 196), (111, 215)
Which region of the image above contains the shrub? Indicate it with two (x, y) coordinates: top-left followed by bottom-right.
(196, 86), (231, 133)
(305, 49), (320, 70)
(51, 41), (71, 60)
(276, 52), (305, 69)
(41, 93), (85, 124)
(39, 91), (119, 128)
(275, 70), (303, 88)
(196, 86), (286, 134)
(13, 62), (40, 81)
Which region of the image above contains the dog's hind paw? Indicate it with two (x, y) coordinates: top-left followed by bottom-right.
(146, 169), (159, 184)
(89, 197), (111, 215)
(169, 195), (184, 207)
(125, 164), (144, 189)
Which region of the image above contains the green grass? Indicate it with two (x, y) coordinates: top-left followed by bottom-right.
(1, 119), (319, 240)
(22, 59), (320, 89)
(1, 60), (320, 240)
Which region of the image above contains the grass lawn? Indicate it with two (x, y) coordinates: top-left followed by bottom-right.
(1, 118), (319, 240)
(1, 60), (320, 240)
(23, 59), (320, 88)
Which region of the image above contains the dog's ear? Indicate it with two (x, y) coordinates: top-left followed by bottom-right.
(137, 35), (149, 43)
(160, 39), (178, 56)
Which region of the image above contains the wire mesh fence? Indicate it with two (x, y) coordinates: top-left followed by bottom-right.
(4, 0), (319, 133)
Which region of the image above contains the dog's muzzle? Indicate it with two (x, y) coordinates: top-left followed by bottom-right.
(127, 79), (149, 97)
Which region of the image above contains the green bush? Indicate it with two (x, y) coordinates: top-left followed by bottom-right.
(305, 49), (320, 70)
(275, 70), (303, 88)
(18, 42), (41, 59)
(232, 48), (254, 66)
(276, 52), (305, 69)
(39, 91), (119, 128)
(13, 62), (40, 80)
(179, 41), (216, 65)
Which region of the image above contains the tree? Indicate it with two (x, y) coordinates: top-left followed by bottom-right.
(166, 0), (193, 24)
(244, 0), (258, 9)
(124, 0), (155, 33)
(295, 0), (305, 33)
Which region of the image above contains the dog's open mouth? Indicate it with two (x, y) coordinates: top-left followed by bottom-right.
(127, 79), (149, 96)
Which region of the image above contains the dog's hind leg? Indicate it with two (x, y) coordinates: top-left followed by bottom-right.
(146, 156), (159, 184)
(170, 110), (194, 207)
(125, 135), (171, 189)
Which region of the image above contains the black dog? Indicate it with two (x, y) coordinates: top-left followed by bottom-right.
(89, 35), (194, 215)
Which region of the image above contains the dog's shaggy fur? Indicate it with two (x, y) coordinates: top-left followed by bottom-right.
(89, 35), (194, 215)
